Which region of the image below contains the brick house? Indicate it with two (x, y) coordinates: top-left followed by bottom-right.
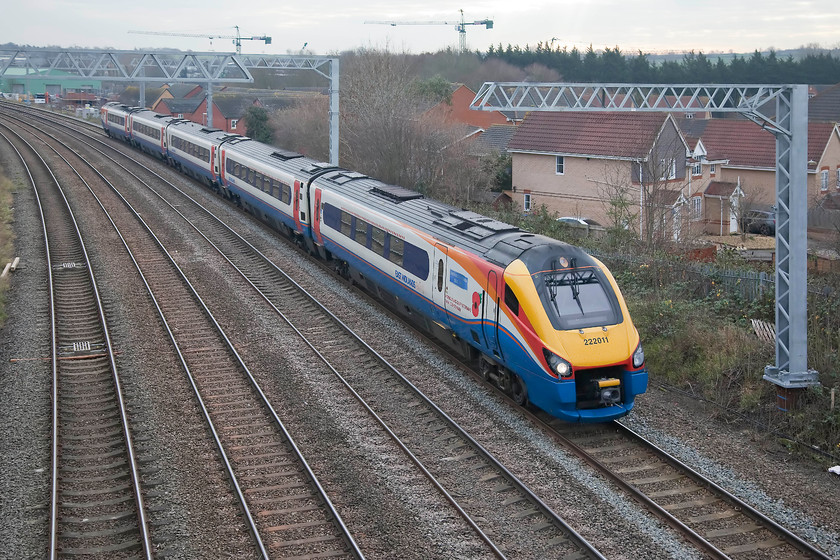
(680, 118), (840, 235)
(507, 111), (689, 237)
(426, 84), (519, 129)
(152, 91), (265, 134)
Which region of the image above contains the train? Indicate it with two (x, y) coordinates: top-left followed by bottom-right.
(100, 101), (648, 423)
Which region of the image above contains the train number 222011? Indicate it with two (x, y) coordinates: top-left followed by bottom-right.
(584, 336), (609, 346)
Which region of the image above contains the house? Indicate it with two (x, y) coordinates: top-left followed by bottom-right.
(426, 84), (520, 129)
(679, 118), (840, 235)
(148, 83), (205, 109)
(507, 111), (688, 237)
(154, 96), (204, 121)
(151, 90), (266, 134)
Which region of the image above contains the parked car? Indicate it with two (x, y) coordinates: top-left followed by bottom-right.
(557, 216), (601, 227)
(741, 209), (775, 235)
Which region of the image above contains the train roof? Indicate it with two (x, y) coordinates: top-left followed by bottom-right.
(222, 138), (342, 182)
(168, 119), (231, 143)
(131, 109), (182, 125)
(312, 171), (571, 268)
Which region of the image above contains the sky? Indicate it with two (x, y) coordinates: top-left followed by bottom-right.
(3, 0), (839, 57)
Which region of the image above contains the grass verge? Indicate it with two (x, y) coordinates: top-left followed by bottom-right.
(0, 167), (16, 325)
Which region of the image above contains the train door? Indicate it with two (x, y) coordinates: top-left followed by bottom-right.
(293, 180), (302, 232)
(483, 270), (503, 359)
(312, 188), (323, 244)
(210, 145), (217, 183)
(431, 244), (451, 329)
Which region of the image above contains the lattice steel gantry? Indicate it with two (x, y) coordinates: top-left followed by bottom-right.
(0, 48), (340, 165)
(470, 82), (819, 392)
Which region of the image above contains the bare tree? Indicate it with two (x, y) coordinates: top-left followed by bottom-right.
(340, 48), (480, 198)
(263, 48), (495, 201)
(269, 95), (330, 161)
(591, 132), (689, 248)
(592, 160), (639, 233)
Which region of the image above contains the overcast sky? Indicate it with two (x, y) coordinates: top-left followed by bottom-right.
(3, 0), (839, 56)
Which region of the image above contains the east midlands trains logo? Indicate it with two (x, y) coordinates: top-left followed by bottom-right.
(395, 270), (417, 290)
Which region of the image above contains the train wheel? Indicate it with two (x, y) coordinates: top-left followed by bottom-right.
(479, 357), (494, 382)
(510, 374), (528, 407)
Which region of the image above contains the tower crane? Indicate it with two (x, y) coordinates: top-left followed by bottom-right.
(128, 26), (271, 55)
(365, 9), (493, 52)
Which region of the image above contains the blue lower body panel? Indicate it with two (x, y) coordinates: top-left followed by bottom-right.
(524, 367), (649, 423)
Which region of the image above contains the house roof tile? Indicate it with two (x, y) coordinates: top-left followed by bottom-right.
(470, 124), (518, 156)
(705, 181), (738, 197)
(212, 95), (258, 119)
(507, 112), (669, 159)
(679, 118), (833, 169)
(161, 96), (204, 113)
(809, 83), (840, 123)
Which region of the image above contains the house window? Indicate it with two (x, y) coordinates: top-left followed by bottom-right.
(710, 163), (716, 174)
(659, 158), (676, 180)
(231, 119), (238, 130)
(691, 196), (702, 219)
(836, 168), (840, 189)
(523, 193), (532, 212)
(555, 156), (564, 175)
(684, 113), (694, 119)
(692, 162), (702, 176)
(821, 170), (829, 191)
(177, 113), (184, 118)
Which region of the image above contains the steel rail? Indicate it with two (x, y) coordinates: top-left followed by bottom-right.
(43, 134), (362, 559)
(0, 125), (153, 559)
(2, 103), (365, 558)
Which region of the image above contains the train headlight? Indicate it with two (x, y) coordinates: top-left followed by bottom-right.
(543, 349), (572, 378)
(632, 342), (645, 368)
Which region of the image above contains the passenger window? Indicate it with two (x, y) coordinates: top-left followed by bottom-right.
(371, 227), (385, 256)
(355, 219), (369, 245)
(388, 236), (404, 266)
(504, 283), (520, 316)
(340, 212), (352, 237)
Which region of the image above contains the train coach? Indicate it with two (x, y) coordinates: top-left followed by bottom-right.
(100, 102), (135, 142)
(100, 104), (648, 422)
(217, 136), (341, 246)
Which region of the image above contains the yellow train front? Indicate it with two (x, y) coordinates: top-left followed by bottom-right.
(495, 241), (648, 422)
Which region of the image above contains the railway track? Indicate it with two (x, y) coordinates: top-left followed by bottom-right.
(6, 104), (610, 558)
(539, 416), (831, 560)
(1, 109), (363, 558)
(0, 124), (153, 558)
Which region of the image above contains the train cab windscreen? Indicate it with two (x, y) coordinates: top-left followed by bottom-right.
(535, 257), (623, 331)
